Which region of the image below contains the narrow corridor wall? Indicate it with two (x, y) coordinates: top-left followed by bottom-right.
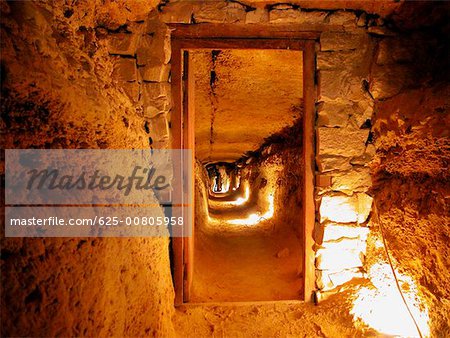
(1, 1), (174, 336)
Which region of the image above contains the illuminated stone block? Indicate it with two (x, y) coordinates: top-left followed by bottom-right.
(320, 193), (373, 224)
(321, 237), (367, 253)
(322, 224), (370, 242)
(357, 193), (373, 224)
(320, 195), (358, 223)
(317, 268), (363, 291)
(316, 248), (364, 270)
(107, 33), (139, 56)
(317, 127), (368, 157)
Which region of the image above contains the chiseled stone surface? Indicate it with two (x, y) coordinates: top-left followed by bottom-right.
(327, 10), (357, 26)
(350, 145), (376, 165)
(297, 10), (328, 25)
(316, 268), (364, 290)
(357, 193), (373, 224)
(316, 248), (364, 270)
(140, 63), (170, 82)
(149, 113), (170, 141)
(320, 31), (367, 51)
(320, 237), (367, 255)
(136, 33), (171, 67)
(317, 101), (351, 127)
(322, 224), (370, 242)
(159, 1), (194, 23)
(106, 33), (139, 56)
(112, 58), (137, 82)
(352, 99), (374, 128)
(141, 82), (171, 118)
(319, 69), (367, 102)
(194, 1), (246, 23)
(245, 8), (269, 24)
(317, 127), (368, 157)
(320, 194), (358, 223)
(369, 64), (412, 99)
(317, 49), (369, 70)
(316, 154), (352, 172)
(269, 7), (301, 23)
(122, 81), (140, 103)
(319, 193), (373, 223)
(331, 167), (372, 194)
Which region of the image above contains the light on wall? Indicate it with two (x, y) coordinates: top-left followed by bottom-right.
(351, 263), (430, 337)
(228, 194), (274, 226)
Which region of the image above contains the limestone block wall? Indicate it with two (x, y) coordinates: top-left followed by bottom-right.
(156, 2), (379, 294)
(106, 14), (172, 150)
(314, 13), (376, 292)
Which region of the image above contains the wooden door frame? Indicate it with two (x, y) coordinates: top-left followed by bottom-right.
(170, 24), (318, 305)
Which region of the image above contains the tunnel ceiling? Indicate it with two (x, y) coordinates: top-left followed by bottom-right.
(192, 49), (303, 164)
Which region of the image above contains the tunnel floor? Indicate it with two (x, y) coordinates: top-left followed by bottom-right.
(191, 225), (303, 303)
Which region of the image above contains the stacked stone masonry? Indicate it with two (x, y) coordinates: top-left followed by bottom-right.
(107, 16), (171, 149)
(110, 1), (418, 294)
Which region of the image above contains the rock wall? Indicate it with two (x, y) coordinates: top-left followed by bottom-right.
(1, 0), (448, 336)
(1, 1), (174, 337)
(238, 120), (304, 235)
(369, 8), (450, 334)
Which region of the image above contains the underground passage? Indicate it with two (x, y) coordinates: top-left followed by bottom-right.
(1, 1), (449, 337)
(190, 48), (304, 302)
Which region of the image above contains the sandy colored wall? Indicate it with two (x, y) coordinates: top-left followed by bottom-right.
(1, 1), (174, 337)
(371, 60), (449, 338)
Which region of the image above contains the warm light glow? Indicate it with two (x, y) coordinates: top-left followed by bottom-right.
(230, 185), (250, 206)
(374, 238), (384, 249)
(320, 195), (358, 223)
(228, 194), (274, 226)
(351, 263), (430, 337)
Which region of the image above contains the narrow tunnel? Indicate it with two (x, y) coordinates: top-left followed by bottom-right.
(190, 49), (304, 302)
